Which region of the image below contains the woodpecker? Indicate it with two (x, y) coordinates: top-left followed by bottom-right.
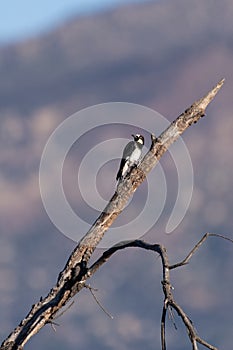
(116, 134), (144, 181)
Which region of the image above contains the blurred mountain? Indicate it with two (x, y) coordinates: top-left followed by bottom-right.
(0, 1), (233, 349)
(1, 0), (233, 115)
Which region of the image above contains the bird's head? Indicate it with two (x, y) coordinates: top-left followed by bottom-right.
(132, 134), (144, 145)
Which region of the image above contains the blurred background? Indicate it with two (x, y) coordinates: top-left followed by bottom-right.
(0, 0), (233, 349)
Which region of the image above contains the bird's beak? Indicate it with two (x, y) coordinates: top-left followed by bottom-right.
(131, 134), (135, 138)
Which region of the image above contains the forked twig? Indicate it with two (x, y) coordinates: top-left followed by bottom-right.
(170, 233), (233, 270)
(47, 301), (75, 332)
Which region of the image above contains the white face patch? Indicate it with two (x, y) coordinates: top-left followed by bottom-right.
(137, 137), (144, 145)
(134, 134), (144, 145)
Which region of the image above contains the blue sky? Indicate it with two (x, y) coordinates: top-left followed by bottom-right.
(0, 0), (147, 44)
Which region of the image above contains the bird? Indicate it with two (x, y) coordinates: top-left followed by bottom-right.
(116, 134), (144, 181)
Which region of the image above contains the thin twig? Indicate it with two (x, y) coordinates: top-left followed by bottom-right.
(85, 284), (114, 319)
(52, 301), (75, 320)
(170, 233), (233, 270)
(168, 306), (177, 330)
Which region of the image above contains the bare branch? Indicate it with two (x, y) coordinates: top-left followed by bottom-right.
(161, 304), (167, 350)
(88, 238), (223, 350)
(170, 232), (233, 270)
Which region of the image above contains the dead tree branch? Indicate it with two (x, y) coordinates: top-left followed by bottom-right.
(0, 79), (225, 350)
(87, 233), (232, 350)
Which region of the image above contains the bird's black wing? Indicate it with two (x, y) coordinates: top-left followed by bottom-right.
(116, 158), (126, 180)
(116, 141), (134, 181)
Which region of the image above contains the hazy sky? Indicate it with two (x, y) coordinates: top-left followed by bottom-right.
(0, 0), (148, 44)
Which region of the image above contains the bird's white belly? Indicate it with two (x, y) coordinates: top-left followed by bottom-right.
(122, 148), (141, 177)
